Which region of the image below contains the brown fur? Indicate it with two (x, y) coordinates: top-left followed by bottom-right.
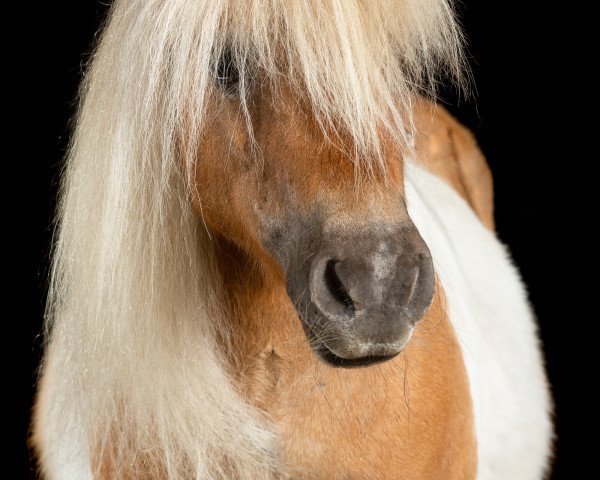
(193, 84), (409, 255)
(192, 86), (485, 478)
(414, 100), (495, 230)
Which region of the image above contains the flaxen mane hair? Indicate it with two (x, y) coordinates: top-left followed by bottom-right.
(39, 1), (464, 478)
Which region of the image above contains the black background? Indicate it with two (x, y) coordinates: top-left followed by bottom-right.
(11, 2), (584, 478)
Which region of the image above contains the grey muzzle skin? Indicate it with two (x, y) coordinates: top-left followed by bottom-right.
(281, 222), (435, 368)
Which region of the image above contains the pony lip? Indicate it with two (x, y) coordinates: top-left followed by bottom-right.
(301, 310), (404, 368)
(316, 342), (399, 368)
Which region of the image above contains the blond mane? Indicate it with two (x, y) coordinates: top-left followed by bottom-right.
(38, 1), (464, 478)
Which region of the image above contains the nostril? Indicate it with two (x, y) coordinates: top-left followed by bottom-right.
(324, 260), (356, 315)
(402, 265), (420, 307)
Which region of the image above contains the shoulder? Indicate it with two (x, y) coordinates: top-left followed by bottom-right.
(413, 99), (495, 230)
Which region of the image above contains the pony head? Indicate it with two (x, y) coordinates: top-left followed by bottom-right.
(181, 0), (464, 367)
(194, 77), (435, 366)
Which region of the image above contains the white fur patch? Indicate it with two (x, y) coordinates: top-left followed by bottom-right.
(35, 354), (93, 480)
(405, 161), (553, 480)
(40, 418), (92, 480)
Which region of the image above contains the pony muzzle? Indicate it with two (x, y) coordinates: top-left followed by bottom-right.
(301, 229), (435, 367)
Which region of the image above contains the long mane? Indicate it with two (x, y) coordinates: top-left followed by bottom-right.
(39, 1), (464, 478)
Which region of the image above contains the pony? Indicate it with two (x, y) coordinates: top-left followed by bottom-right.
(32, 0), (553, 478)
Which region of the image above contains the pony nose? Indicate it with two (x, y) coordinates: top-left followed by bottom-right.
(309, 238), (435, 358)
